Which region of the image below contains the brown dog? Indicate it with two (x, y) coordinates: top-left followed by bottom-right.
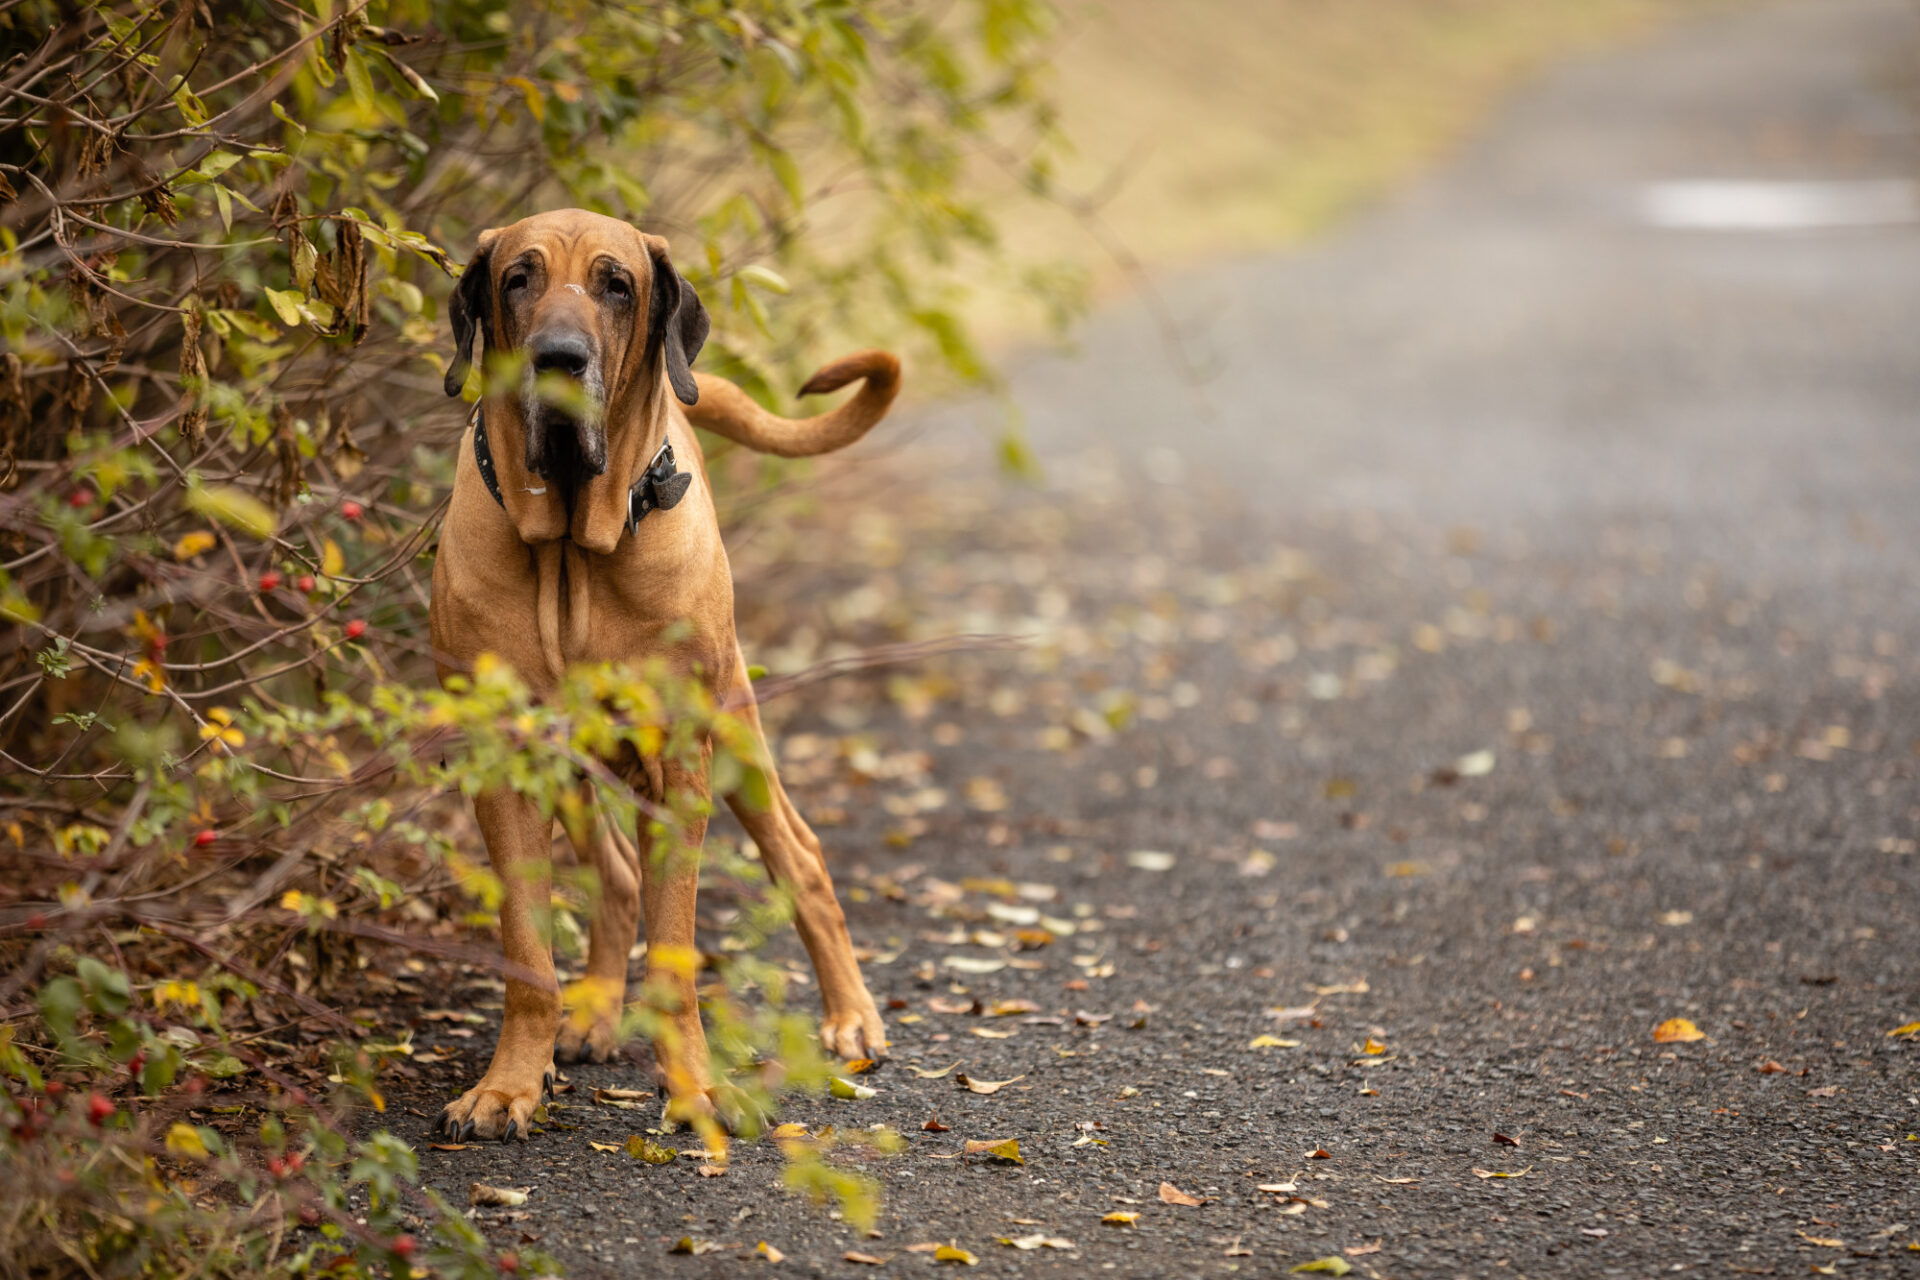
(427, 209), (898, 1140)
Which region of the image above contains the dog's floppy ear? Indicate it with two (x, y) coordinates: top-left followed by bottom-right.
(645, 239), (708, 406)
(444, 237), (495, 397)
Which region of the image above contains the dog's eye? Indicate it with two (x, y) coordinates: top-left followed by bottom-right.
(503, 272), (529, 293)
(605, 276), (631, 301)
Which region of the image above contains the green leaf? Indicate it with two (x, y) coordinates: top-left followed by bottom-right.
(1290, 1260), (1352, 1276)
(263, 287), (305, 327)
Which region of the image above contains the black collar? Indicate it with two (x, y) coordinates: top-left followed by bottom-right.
(472, 406), (691, 536)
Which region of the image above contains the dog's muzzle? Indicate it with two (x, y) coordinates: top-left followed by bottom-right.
(524, 329), (607, 486)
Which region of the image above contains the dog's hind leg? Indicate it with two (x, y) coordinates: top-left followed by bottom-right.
(436, 787), (560, 1142)
(556, 790), (642, 1064)
(723, 648), (887, 1062)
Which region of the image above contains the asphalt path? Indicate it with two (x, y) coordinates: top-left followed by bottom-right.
(390, 3), (1920, 1275)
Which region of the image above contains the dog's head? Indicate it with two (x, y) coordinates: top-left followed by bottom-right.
(445, 209), (708, 550)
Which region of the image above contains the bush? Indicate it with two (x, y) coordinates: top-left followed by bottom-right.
(0, 1), (1068, 1273)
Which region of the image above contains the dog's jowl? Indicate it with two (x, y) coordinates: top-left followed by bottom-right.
(428, 209), (900, 1140)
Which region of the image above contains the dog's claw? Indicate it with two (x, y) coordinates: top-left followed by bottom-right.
(459, 1120), (475, 1142)
(505, 1119), (518, 1141)
(542, 1070), (554, 1098)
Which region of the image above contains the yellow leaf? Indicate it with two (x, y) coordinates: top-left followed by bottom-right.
(1101, 1212), (1139, 1226)
(829, 1076), (877, 1100)
(320, 538), (345, 579)
(588, 1141), (621, 1152)
(1249, 1035), (1299, 1049)
(757, 1242), (785, 1262)
(1471, 1166), (1532, 1178)
(172, 530), (217, 560)
(153, 979), (200, 1010)
(934, 1245), (979, 1265)
(165, 1123), (209, 1161)
(1885, 1021), (1920, 1039)
(1290, 1258), (1353, 1276)
(1361, 1037), (1387, 1055)
(962, 1138), (1022, 1164)
(1652, 1018), (1706, 1043)
(186, 486), (276, 538)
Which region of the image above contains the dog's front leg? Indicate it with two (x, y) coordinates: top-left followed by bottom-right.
(436, 787), (559, 1142)
(556, 799), (642, 1064)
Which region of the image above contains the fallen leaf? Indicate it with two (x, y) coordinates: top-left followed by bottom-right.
(830, 1076), (878, 1100)
(697, 1163), (726, 1177)
(1101, 1212), (1139, 1227)
(1652, 1018), (1706, 1043)
(1374, 1176), (1420, 1185)
(758, 1242), (785, 1263)
(1807, 1085), (1839, 1098)
(469, 1183), (529, 1207)
(1256, 1182), (1298, 1194)
(1313, 980), (1369, 996)
(1886, 1021), (1920, 1039)
(844, 1058), (878, 1074)
(928, 997), (977, 1015)
(905, 1243), (941, 1253)
(1493, 1133), (1519, 1147)
(1307, 1147), (1332, 1160)
(626, 1136), (676, 1165)
(999, 1234), (1076, 1250)
(923, 1117), (951, 1132)
(963, 1138), (1023, 1164)
(1126, 850), (1176, 871)
(970, 1027), (1018, 1039)
(1658, 910), (1694, 927)
(769, 1122), (810, 1140)
(1290, 1258), (1353, 1276)
(933, 1245), (978, 1265)
(588, 1140), (621, 1153)
(427, 1142), (470, 1151)
(672, 1237), (724, 1256)
(1798, 1232), (1845, 1248)
(988, 999), (1038, 1016)
(955, 1073), (1025, 1095)
(1757, 1059), (1788, 1074)
(1345, 1241), (1383, 1257)
(909, 1061), (964, 1079)
(944, 957), (1007, 975)
(1456, 749), (1496, 777)
(1159, 1181), (1206, 1207)
(1268, 1004), (1318, 1024)
(1471, 1167), (1532, 1179)
(844, 1251), (887, 1265)
(593, 1087), (653, 1109)
(1360, 1037), (1387, 1055)
(1249, 1035), (1300, 1049)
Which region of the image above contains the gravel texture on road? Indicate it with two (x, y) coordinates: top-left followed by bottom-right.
(380, 2), (1920, 1275)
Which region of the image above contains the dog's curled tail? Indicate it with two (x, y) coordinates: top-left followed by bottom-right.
(686, 350), (900, 458)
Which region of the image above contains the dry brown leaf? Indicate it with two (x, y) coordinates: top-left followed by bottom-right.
(1756, 1059), (1788, 1074)
(844, 1250), (887, 1264)
(469, 1183), (529, 1207)
(1307, 1147), (1333, 1159)
(1798, 1231), (1845, 1248)
(908, 1060), (963, 1079)
(1159, 1181), (1206, 1207)
(963, 1138), (1023, 1164)
(955, 1073), (1025, 1094)
(923, 1117), (951, 1132)
(1345, 1241), (1383, 1257)
(1807, 1085), (1839, 1098)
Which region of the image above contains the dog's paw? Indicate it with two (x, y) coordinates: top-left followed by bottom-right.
(555, 1015), (620, 1064)
(433, 1064), (554, 1142)
(820, 993), (888, 1062)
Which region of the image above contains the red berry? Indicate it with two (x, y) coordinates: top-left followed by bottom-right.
(259, 571), (281, 592)
(266, 1156), (286, 1178)
(194, 829), (216, 847)
(344, 619), (366, 641)
(298, 1205), (320, 1227)
(87, 1093), (113, 1125)
(296, 575), (316, 593)
(127, 1052), (144, 1077)
(24, 913), (44, 929)
(285, 1151), (305, 1173)
(68, 488), (94, 508)
(498, 1254), (519, 1273)
(391, 1235), (415, 1259)
(339, 500), (363, 520)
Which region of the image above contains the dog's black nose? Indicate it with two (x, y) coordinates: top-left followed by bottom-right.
(531, 331), (592, 378)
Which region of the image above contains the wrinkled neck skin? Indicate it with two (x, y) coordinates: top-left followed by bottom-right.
(434, 373), (729, 693)
(484, 368), (672, 554)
